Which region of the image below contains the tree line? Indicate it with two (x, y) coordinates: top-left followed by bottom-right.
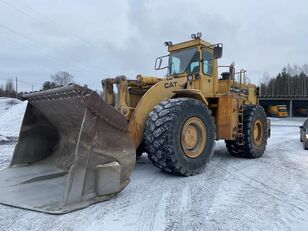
(0, 71), (74, 99)
(2, 65), (307, 99)
(0, 79), (22, 99)
(260, 64), (308, 96)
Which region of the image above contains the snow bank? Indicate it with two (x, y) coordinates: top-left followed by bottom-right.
(0, 97), (21, 113)
(0, 135), (9, 142)
(0, 98), (27, 138)
(270, 117), (306, 127)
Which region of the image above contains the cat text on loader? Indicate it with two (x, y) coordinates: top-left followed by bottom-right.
(0, 33), (270, 214)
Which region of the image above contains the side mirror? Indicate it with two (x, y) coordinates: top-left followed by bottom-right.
(154, 55), (169, 70)
(213, 44), (223, 59)
(155, 57), (163, 70)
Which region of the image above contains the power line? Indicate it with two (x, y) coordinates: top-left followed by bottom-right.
(0, 77), (40, 86)
(0, 23), (102, 76)
(0, 0), (110, 89)
(0, 0), (105, 71)
(13, 0), (99, 49)
(0, 78), (41, 93)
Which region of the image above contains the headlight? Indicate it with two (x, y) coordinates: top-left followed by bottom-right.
(305, 134), (308, 139)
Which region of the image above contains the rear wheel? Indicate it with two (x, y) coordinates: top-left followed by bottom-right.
(226, 105), (268, 158)
(144, 98), (215, 176)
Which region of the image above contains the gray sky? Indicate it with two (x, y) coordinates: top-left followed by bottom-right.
(0, 0), (307, 92)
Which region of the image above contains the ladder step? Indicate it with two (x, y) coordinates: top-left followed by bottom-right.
(237, 104), (244, 144)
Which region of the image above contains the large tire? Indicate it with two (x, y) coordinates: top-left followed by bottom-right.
(144, 98), (215, 176)
(226, 105), (268, 158)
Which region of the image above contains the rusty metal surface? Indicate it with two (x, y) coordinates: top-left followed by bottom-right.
(0, 84), (135, 214)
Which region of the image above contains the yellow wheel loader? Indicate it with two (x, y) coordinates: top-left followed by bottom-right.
(0, 33), (270, 214)
(268, 105), (288, 117)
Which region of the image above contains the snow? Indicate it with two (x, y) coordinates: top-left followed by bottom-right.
(0, 97), (21, 113)
(0, 102), (308, 230)
(0, 135), (9, 142)
(0, 98), (27, 138)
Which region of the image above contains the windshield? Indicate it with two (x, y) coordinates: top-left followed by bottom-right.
(169, 48), (199, 75)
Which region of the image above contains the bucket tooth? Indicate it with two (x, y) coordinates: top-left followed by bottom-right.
(0, 84), (135, 214)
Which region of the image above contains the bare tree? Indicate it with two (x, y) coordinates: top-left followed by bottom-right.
(5, 79), (16, 97)
(5, 79), (14, 94)
(303, 64), (308, 75)
(50, 71), (74, 86)
(286, 64), (293, 76)
(0, 84), (4, 96)
(261, 72), (270, 95)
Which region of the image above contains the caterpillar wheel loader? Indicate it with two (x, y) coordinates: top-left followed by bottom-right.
(0, 33), (270, 214)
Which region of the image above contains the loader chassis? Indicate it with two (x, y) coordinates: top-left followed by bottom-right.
(0, 35), (269, 214)
(103, 37), (268, 174)
(103, 39), (260, 146)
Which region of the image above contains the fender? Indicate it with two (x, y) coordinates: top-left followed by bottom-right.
(173, 89), (208, 105)
(129, 77), (187, 148)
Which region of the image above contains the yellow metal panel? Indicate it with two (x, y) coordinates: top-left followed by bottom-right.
(217, 80), (230, 93)
(129, 77), (187, 148)
(217, 95), (238, 140)
(168, 39), (212, 52)
(173, 89), (208, 105)
(248, 86), (257, 104)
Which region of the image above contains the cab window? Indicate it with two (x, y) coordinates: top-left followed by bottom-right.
(203, 49), (213, 76)
(169, 48), (198, 75)
(188, 51), (200, 74)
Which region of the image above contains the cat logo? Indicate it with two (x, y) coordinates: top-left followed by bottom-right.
(164, 82), (177, 88)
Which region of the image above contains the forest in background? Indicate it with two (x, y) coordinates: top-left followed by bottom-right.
(259, 64), (308, 96)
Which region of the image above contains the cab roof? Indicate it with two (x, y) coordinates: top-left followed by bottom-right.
(168, 38), (213, 52)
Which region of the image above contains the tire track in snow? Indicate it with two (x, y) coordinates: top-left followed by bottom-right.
(136, 175), (166, 231)
(215, 147), (308, 230)
(163, 148), (233, 231)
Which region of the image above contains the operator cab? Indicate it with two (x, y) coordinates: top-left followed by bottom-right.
(155, 33), (223, 79)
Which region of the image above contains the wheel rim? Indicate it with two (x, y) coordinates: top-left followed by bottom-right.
(253, 119), (263, 146)
(181, 117), (206, 158)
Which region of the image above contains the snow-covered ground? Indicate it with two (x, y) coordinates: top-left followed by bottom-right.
(0, 97), (27, 139)
(0, 101), (307, 230)
(0, 97), (21, 113)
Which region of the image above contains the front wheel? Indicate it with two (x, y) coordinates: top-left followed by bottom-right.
(144, 98), (215, 176)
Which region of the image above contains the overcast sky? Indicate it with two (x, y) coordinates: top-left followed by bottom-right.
(0, 0), (308, 91)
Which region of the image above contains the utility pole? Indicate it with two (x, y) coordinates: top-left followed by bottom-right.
(15, 77), (18, 99)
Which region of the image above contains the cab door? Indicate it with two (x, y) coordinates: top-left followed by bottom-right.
(201, 48), (215, 95)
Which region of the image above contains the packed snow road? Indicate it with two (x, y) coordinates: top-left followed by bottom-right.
(0, 117), (308, 231)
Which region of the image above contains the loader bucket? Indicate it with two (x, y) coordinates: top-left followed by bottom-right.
(0, 85), (135, 214)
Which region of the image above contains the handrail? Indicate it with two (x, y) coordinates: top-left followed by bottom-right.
(218, 65), (247, 94)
